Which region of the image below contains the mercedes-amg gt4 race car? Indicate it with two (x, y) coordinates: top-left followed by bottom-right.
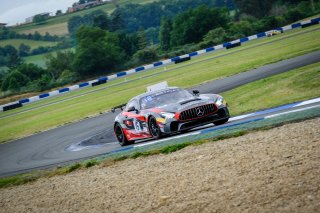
(113, 87), (229, 146)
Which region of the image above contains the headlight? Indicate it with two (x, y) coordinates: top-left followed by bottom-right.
(160, 112), (175, 119)
(215, 96), (224, 106)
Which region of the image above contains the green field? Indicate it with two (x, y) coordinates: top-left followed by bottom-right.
(23, 54), (49, 67)
(223, 62), (320, 115)
(0, 39), (57, 49)
(0, 25), (319, 143)
(22, 48), (73, 67)
(13, 0), (157, 36)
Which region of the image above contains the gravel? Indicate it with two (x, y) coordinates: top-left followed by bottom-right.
(1, 118), (319, 213)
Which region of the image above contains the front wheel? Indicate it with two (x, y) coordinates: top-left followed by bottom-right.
(148, 116), (161, 139)
(114, 123), (133, 146)
(213, 118), (229, 126)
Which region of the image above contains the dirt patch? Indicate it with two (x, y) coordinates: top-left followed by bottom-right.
(1, 118), (319, 212)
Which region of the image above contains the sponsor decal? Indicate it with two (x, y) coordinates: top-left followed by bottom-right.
(156, 117), (166, 123)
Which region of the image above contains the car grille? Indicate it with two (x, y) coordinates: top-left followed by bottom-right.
(179, 104), (217, 121)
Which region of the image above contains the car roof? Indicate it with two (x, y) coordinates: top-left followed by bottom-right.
(129, 87), (181, 102)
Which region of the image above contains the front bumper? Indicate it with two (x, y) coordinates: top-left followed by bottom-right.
(161, 106), (230, 133)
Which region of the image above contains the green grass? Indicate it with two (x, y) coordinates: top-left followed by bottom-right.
(23, 54), (48, 67)
(0, 25), (319, 143)
(0, 39), (57, 49)
(13, 0), (157, 36)
(23, 47), (73, 67)
(222, 62), (320, 115)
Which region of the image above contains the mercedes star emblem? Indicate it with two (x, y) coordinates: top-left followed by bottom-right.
(196, 107), (204, 116)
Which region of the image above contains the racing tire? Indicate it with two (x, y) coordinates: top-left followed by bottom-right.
(213, 118), (229, 126)
(114, 123), (133, 146)
(148, 116), (161, 139)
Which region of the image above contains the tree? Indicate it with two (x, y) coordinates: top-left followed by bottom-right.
(17, 63), (46, 81)
(170, 6), (229, 47)
(110, 9), (125, 31)
(234, 0), (275, 18)
(68, 16), (83, 37)
(201, 27), (228, 47)
(131, 46), (158, 65)
(56, 10), (62, 16)
(33, 31), (42, 40)
(68, 10), (108, 37)
(159, 17), (172, 51)
(33, 14), (47, 24)
(46, 51), (75, 80)
(73, 26), (124, 76)
(93, 14), (110, 30)
(1, 70), (30, 91)
(118, 32), (139, 57)
(4, 45), (22, 69)
(18, 44), (31, 57)
(228, 20), (254, 37)
(137, 30), (148, 50)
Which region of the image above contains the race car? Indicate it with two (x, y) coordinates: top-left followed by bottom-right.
(113, 87), (229, 146)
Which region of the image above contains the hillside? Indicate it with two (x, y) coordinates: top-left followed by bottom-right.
(0, 39), (57, 50)
(12, 0), (158, 36)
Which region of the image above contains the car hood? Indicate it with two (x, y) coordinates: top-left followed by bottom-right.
(149, 98), (214, 113)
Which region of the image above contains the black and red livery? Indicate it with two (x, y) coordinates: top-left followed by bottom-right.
(113, 87), (229, 146)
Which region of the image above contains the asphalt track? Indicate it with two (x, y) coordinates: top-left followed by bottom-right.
(0, 51), (319, 177)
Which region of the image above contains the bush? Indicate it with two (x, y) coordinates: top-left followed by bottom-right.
(33, 74), (53, 91)
(131, 46), (159, 65)
(199, 27), (228, 48)
(57, 70), (79, 84)
(1, 70), (30, 92)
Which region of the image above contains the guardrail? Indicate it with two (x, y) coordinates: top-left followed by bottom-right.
(1, 17), (319, 112)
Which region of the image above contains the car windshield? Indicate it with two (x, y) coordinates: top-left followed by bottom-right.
(140, 89), (194, 109)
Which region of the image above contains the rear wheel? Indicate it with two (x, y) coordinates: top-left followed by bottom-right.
(114, 123), (133, 146)
(148, 116), (161, 139)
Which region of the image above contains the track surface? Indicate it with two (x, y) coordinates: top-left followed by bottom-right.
(0, 51), (319, 177)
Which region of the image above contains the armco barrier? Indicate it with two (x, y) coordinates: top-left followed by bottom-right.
(174, 56), (191, 64)
(1, 17), (320, 112)
(226, 42), (241, 49)
(3, 103), (22, 111)
(92, 79), (107, 87)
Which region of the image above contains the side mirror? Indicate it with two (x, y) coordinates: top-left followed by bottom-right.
(193, 90), (200, 96)
(127, 106), (137, 112)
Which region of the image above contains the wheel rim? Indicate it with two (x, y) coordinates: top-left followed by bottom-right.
(115, 125), (124, 142)
(149, 117), (159, 137)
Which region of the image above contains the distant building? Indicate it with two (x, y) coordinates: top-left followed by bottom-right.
(0, 23), (7, 29)
(25, 12), (51, 23)
(67, 0), (103, 13)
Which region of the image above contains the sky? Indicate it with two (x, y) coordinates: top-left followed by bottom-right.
(0, 0), (77, 26)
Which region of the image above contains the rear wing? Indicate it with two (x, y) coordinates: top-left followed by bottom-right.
(111, 103), (126, 113)
(147, 81), (168, 92)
